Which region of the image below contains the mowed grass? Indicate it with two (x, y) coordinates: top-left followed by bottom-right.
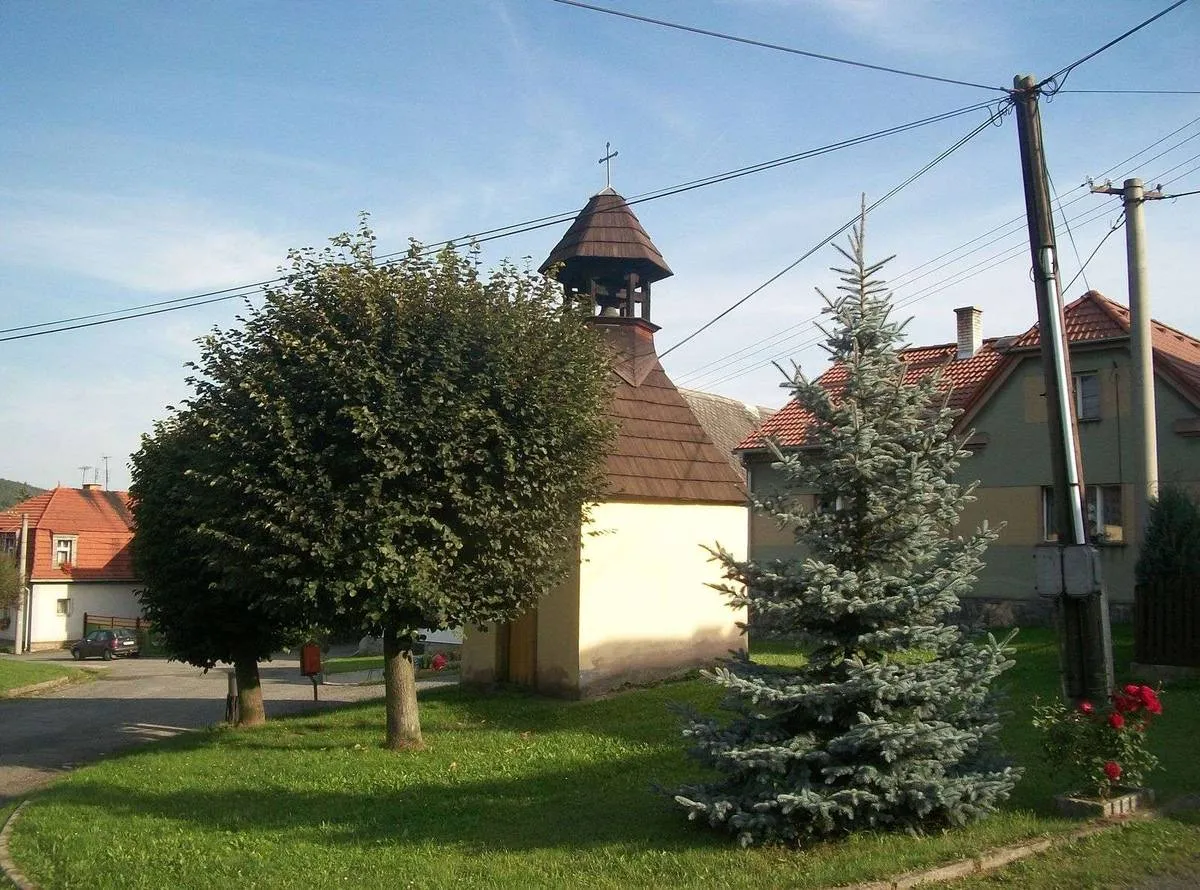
(10, 628), (1200, 890)
(0, 657), (86, 694)
(322, 654), (384, 675)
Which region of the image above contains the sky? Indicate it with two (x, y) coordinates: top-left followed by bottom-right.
(2, 0), (1199, 492)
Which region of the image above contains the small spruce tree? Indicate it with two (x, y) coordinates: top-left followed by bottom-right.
(674, 213), (1021, 846)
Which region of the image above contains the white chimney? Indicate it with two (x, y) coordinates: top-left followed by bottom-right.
(955, 306), (982, 359)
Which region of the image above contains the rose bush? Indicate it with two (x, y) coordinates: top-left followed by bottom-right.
(1032, 683), (1163, 798)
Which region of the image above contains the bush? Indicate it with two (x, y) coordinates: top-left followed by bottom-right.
(1136, 486), (1200, 586)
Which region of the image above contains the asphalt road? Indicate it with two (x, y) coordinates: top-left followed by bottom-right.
(0, 653), (392, 803)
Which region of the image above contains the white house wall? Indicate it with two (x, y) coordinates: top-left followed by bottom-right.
(577, 500), (747, 694)
(28, 582), (143, 647)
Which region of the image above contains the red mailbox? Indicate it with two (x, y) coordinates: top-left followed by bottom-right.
(300, 641), (322, 677)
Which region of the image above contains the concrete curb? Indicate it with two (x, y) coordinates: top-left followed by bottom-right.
(834, 817), (1137, 889)
(0, 801), (37, 890)
(0, 677), (72, 699)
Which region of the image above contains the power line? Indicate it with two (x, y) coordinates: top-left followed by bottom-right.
(1039, 0), (1193, 88)
(1, 99), (998, 343)
(676, 112), (1200, 382)
(1057, 89), (1200, 95)
(1164, 188), (1200, 198)
(679, 124), (1200, 389)
(659, 108), (1007, 360)
(547, 0), (1008, 93)
(1061, 214), (1126, 297)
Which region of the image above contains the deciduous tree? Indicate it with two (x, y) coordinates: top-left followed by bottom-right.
(185, 221), (614, 749)
(131, 408), (317, 725)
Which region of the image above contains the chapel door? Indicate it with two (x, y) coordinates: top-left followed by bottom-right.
(504, 608), (538, 687)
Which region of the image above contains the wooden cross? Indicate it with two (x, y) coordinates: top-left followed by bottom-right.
(598, 141), (618, 188)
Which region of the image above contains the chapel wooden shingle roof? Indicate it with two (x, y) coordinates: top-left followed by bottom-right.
(539, 188), (673, 292)
(594, 319), (746, 504)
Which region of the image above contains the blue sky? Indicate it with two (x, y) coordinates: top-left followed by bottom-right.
(2, 0), (1198, 491)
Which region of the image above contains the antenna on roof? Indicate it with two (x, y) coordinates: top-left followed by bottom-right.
(77, 465), (93, 487)
(100, 455), (111, 490)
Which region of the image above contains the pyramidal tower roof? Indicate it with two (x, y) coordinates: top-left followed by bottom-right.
(538, 187), (672, 291)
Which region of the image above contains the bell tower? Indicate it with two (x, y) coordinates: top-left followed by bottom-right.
(538, 187), (673, 323)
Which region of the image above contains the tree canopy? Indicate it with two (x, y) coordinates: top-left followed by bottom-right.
(131, 407), (319, 724)
(149, 220), (615, 745)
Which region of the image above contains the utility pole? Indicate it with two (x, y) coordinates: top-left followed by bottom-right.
(1012, 74), (1114, 703)
(1091, 178), (1162, 540)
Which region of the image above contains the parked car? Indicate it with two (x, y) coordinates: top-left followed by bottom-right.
(71, 628), (140, 660)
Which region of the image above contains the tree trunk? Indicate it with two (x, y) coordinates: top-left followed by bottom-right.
(383, 626), (424, 750)
(234, 656), (267, 727)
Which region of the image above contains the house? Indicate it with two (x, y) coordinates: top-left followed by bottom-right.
(737, 292), (1200, 624)
(0, 484), (141, 651)
(461, 187), (749, 697)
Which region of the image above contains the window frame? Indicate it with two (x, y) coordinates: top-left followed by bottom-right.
(1072, 371), (1101, 422)
(1042, 484), (1124, 544)
(56, 597), (73, 617)
(52, 534), (77, 567)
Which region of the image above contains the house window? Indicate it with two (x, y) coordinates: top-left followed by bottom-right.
(0, 532), (15, 554)
(53, 535), (76, 567)
(1043, 485), (1124, 544)
(1073, 372), (1101, 421)
(56, 598), (72, 616)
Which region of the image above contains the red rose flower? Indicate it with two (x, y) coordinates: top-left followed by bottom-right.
(1104, 761), (1122, 781)
(1079, 701), (1094, 714)
(1139, 687), (1163, 715)
(1124, 683), (1140, 695)
(431, 653), (448, 671)
(1109, 712), (1125, 729)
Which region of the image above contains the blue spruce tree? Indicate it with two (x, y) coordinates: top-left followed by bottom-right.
(675, 215), (1021, 846)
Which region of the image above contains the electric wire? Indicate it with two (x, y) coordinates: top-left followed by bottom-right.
(1038, 0), (1193, 89)
(0, 99), (999, 343)
(675, 118), (1200, 385)
(547, 0), (1007, 93)
(658, 109), (1006, 360)
(1061, 214), (1126, 297)
(680, 131), (1199, 390)
(1056, 89), (1200, 95)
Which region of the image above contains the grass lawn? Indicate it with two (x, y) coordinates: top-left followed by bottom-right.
(0, 657), (86, 695)
(322, 654), (384, 675)
(323, 654), (459, 680)
(8, 627), (1200, 890)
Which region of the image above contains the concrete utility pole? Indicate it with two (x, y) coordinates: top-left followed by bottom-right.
(1091, 178), (1163, 540)
(1012, 74), (1114, 703)
(15, 514), (29, 654)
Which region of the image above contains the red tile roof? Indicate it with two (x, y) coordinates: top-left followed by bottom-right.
(1012, 291), (1200, 407)
(0, 487), (136, 582)
(738, 291), (1200, 451)
(739, 339), (1007, 450)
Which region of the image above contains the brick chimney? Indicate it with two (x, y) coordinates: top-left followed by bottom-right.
(955, 306), (982, 359)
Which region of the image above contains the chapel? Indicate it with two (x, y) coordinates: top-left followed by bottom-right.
(460, 186), (749, 697)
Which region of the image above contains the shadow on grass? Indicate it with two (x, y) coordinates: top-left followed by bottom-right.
(31, 749), (712, 855)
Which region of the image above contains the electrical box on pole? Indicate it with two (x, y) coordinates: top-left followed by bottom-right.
(1012, 74), (1114, 703)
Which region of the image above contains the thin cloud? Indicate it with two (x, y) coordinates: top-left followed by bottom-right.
(0, 189), (287, 292)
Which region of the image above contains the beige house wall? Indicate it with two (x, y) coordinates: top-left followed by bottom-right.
(577, 500), (747, 695)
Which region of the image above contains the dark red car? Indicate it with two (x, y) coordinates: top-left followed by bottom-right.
(71, 628), (140, 660)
